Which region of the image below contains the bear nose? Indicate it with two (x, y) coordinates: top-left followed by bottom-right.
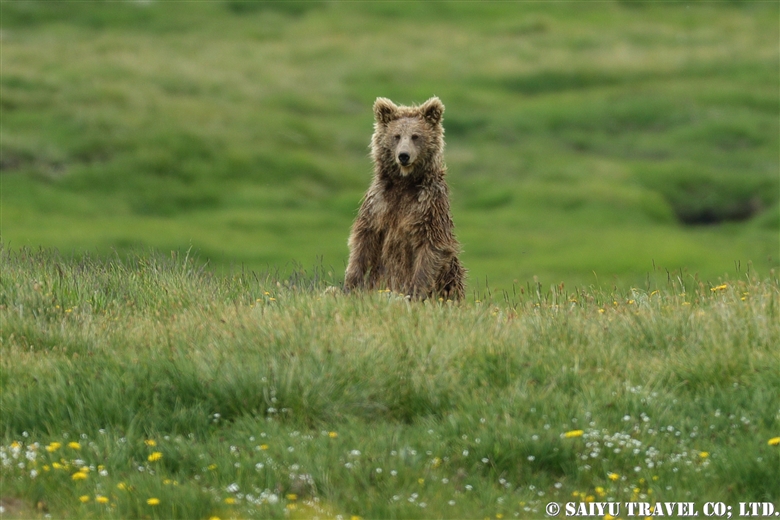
(398, 153), (410, 165)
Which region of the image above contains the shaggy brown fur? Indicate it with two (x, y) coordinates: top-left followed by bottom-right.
(344, 96), (465, 300)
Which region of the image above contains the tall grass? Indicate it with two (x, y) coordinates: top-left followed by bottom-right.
(1, 246), (778, 518)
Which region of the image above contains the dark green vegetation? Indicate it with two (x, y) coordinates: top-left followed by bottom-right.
(1, 2), (778, 291)
(1, 248), (779, 518)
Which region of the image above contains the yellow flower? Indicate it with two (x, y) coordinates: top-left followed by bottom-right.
(585, 495), (595, 503)
(604, 515), (616, 520)
(564, 429), (584, 438)
(286, 494), (298, 501)
(96, 496), (109, 504)
(147, 498), (160, 506)
(144, 439), (157, 447)
(286, 503), (296, 510)
(595, 486), (606, 497)
(68, 442), (81, 450)
(72, 471), (88, 480)
(43, 465), (50, 472)
(496, 515), (504, 519)
(79, 495), (90, 503)
(699, 451), (709, 458)
(148, 451), (163, 462)
(259, 444), (269, 451)
(768, 437), (780, 446)
(163, 479), (172, 485)
(418, 478), (425, 485)
(711, 284), (728, 292)
(46, 442), (62, 452)
(608, 472), (619, 481)
(52, 462), (63, 470)
(117, 482), (127, 490)
(208, 464), (218, 470)
(351, 517), (361, 520)
(210, 517), (222, 520)
(328, 432), (338, 438)
(224, 497), (236, 505)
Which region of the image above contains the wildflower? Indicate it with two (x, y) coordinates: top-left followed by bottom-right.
(117, 482), (127, 490)
(72, 471), (88, 481)
(563, 430), (584, 438)
(768, 437), (780, 446)
(595, 486), (606, 497)
(328, 432), (338, 438)
(286, 503), (296, 510)
(286, 494), (297, 501)
(608, 473), (619, 481)
(351, 517), (361, 520)
(210, 517), (222, 520)
(418, 478), (425, 485)
(224, 497), (236, 505)
(259, 444), (269, 451)
(605, 515), (616, 520)
(46, 442), (62, 453)
(144, 439), (157, 447)
(699, 451), (709, 458)
(68, 442), (81, 450)
(147, 498), (160, 506)
(711, 284), (728, 292)
(208, 464), (218, 470)
(148, 452), (163, 462)
(79, 495), (90, 503)
(96, 496), (109, 504)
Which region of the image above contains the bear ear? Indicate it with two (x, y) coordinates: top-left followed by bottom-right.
(374, 97), (399, 125)
(420, 97), (444, 126)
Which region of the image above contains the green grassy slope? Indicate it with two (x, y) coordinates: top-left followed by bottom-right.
(1, 2), (778, 291)
(1, 248), (778, 518)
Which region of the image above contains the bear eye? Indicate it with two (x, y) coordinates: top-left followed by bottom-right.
(393, 134), (401, 140)
(411, 134), (419, 141)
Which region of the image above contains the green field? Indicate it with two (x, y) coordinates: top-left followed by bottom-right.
(1, 248), (779, 519)
(1, 1), (778, 291)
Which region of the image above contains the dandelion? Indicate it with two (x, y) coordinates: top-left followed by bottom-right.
(147, 498), (160, 506)
(286, 494), (297, 501)
(608, 473), (619, 481)
(259, 444), (269, 451)
(148, 452), (163, 462)
(96, 496), (109, 504)
(768, 437), (780, 446)
(46, 442), (62, 453)
(564, 430), (584, 438)
(328, 432), (338, 438)
(79, 495), (90, 503)
(68, 442), (81, 450)
(418, 478), (425, 485)
(699, 451), (709, 458)
(117, 482), (127, 490)
(72, 471), (87, 480)
(208, 464), (218, 470)
(224, 497), (236, 505)
(144, 439), (157, 447)
(711, 284), (728, 292)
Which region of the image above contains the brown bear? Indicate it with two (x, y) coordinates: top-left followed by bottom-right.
(344, 96), (466, 300)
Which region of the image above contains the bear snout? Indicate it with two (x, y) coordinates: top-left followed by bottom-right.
(398, 153), (411, 165)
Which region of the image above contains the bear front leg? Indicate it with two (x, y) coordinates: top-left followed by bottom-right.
(344, 222), (381, 293)
(409, 245), (444, 300)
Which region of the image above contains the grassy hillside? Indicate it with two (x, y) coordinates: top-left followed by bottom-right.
(1, 248), (779, 519)
(1, 1), (778, 291)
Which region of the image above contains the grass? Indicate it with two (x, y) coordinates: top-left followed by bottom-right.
(1, 1), (778, 290)
(1, 246), (779, 519)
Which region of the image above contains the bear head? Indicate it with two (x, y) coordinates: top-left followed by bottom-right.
(373, 97), (445, 177)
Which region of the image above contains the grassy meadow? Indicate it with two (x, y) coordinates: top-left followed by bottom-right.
(1, 247), (779, 519)
(2, 2), (780, 519)
(0, 1), (778, 290)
